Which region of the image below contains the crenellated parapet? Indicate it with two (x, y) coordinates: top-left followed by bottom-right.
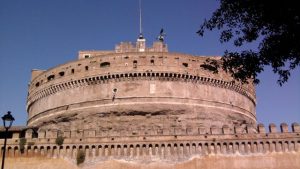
(1, 123), (299, 162)
(31, 123), (300, 138)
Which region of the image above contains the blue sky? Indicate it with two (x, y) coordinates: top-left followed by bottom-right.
(0, 0), (299, 128)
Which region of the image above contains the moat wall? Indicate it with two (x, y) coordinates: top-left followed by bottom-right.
(1, 123), (300, 168)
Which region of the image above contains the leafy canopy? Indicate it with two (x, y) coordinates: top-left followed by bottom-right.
(198, 0), (300, 85)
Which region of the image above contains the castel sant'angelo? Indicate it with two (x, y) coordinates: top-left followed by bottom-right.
(1, 24), (300, 169)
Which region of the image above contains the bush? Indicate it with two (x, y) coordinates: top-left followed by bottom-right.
(19, 138), (26, 154)
(55, 136), (64, 146)
(76, 150), (85, 165)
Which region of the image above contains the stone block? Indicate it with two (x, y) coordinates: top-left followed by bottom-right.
(88, 130), (96, 137)
(246, 125), (255, 133)
(64, 131), (71, 138)
(25, 129), (33, 139)
(71, 130), (77, 138)
(12, 132), (20, 138)
(52, 130), (58, 138)
(38, 130), (46, 138)
(257, 124), (266, 133)
(198, 126), (206, 134)
(280, 123), (289, 133)
(210, 125), (220, 134)
(222, 125), (230, 134)
(269, 123), (277, 133)
(83, 130), (89, 137)
(234, 126), (242, 134)
(186, 127), (193, 135)
(292, 122), (300, 132)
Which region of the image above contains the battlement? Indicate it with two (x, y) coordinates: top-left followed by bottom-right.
(1, 123), (299, 140)
(77, 41), (168, 60)
(1, 123), (299, 163)
(30, 123), (300, 138)
(115, 41), (168, 53)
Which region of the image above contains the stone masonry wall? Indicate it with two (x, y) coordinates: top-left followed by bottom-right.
(26, 52), (256, 131)
(1, 123), (299, 165)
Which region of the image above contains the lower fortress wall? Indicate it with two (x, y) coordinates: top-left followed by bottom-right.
(5, 152), (300, 169)
(1, 123), (300, 169)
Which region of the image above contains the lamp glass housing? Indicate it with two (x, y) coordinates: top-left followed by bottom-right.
(2, 111), (15, 129)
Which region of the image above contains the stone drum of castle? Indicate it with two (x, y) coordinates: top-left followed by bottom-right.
(26, 37), (256, 135)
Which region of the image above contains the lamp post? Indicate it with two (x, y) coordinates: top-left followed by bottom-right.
(1, 111), (15, 169)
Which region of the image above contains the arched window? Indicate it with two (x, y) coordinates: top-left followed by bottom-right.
(47, 75), (55, 81)
(84, 54), (90, 58)
(133, 60), (137, 68)
(182, 63), (188, 67)
(59, 71), (65, 77)
(100, 62), (110, 68)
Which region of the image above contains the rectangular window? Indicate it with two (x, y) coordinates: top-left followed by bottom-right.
(182, 63), (188, 67)
(133, 60), (137, 68)
(84, 54), (90, 58)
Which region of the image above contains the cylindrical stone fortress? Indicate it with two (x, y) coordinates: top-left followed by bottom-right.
(26, 39), (256, 134)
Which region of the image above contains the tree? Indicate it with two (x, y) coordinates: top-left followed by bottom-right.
(55, 135), (64, 146)
(197, 0), (300, 85)
(76, 150), (85, 165)
(19, 138), (26, 154)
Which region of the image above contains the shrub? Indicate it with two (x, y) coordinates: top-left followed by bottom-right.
(76, 150), (85, 165)
(55, 136), (64, 146)
(19, 138), (26, 154)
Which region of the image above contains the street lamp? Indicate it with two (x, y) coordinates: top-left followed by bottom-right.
(1, 111), (15, 169)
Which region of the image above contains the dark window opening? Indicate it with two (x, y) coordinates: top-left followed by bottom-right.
(182, 63), (188, 67)
(47, 75), (55, 81)
(71, 69), (75, 74)
(59, 71), (65, 77)
(84, 55), (90, 58)
(100, 62), (110, 68)
(133, 60), (137, 68)
(85, 66), (89, 71)
(151, 59), (154, 65)
(35, 82), (40, 87)
(0, 131), (13, 139)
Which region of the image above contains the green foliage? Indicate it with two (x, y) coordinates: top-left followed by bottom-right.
(19, 138), (26, 154)
(76, 150), (86, 165)
(55, 136), (64, 146)
(198, 0), (300, 85)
